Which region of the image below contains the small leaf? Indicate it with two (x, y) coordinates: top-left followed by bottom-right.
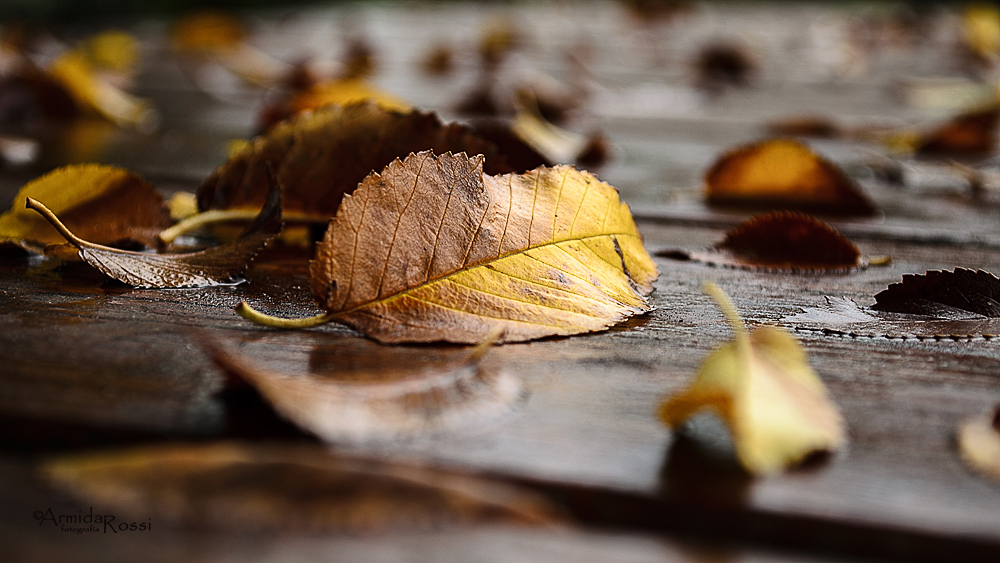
(259, 79), (410, 132)
(872, 268), (1000, 319)
(207, 332), (525, 443)
(914, 105), (999, 156)
(658, 211), (867, 273)
(660, 283), (846, 475)
(26, 184), (281, 288)
(42, 442), (559, 533)
(705, 138), (877, 216)
(241, 151), (658, 344)
(48, 49), (153, 128)
(0, 164), (171, 252)
(958, 407), (1000, 483)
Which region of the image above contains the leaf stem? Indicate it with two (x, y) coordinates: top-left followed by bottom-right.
(235, 301), (335, 329)
(25, 197), (92, 251)
(703, 281), (747, 338)
(158, 210), (331, 245)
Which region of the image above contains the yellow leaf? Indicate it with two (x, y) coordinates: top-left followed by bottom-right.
(0, 164), (170, 250)
(964, 4), (1000, 63)
(48, 50), (153, 128)
(170, 11), (246, 55)
(288, 79), (409, 116)
(86, 30), (139, 73)
(239, 151), (658, 344)
(659, 282), (846, 475)
(957, 408), (1000, 482)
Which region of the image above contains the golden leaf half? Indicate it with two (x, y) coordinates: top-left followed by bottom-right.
(705, 138), (876, 216)
(0, 164), (170, 250)
(42, 442), (559, 532)
(660, 283), (846, 475)
(957, 408), (1000, 482)
(287, 151), (656, 344)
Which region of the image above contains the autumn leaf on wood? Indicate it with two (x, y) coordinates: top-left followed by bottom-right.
(958, 406), (1000, 483)
(0, 164), (171, 252)
(207, 330), (524, 443)
(660, 283), (846, 475)
(766, 116), (842, 139)
(48, 45), (153, 129)
(258, 78), (409, 133)
(913, 105), (999, 156)
(658, 211), (869, 273)
(705, 138), (877, 216)
(238, 151), (658, 344)
(161, 103), (513, 245)
(42, 442), (560, 533)
(872, 268), (1000, 319)
(170, 11), (288, 87)
(25, 183), (281, 288)
(961, 4), (1000, 68)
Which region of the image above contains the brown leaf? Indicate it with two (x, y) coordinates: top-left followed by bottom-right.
(25, 184), (281, 288)
(207, 333), (525, 443)
(199, 102), (513, 221)
(765, 116), (842, 139)
(258, 79), (409, 133)
(705, 138), (877, 216)
(694, 42), (756, 92)
(915, 105), (999, 156)
(0, 164), (171, 252)
(958, 407), (1000, 483)
(240, 151), (658, 344)
(872, 268), (1000, 319)
(658, 211), (867, 273)
(42, 442), (560, 533)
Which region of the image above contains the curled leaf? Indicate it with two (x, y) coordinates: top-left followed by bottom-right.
(958, 407), (1000, 482)
(207, 332), (525, 443)
(48, 49), (153, 129)
(179, 103), (512, 246)
(0, 164), (170, 252)
(241, 151), (658, 344)
(42, 442), (559, 533)
(913, 105), (999, 156)
(705, 138), (877, 216)
(873, 268), (1000, 319)
(26, 185), (280, 288)
(658, 211), (868, 273)
(660, 283), (846, 475)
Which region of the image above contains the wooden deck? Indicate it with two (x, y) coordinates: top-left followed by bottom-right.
(3, 2), (1000, 561)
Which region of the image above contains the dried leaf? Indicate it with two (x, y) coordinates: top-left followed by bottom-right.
(658, 211), (867, 273)
(42, 442), (559, 533)
(872, 268), (1000, 319)
(0, 66), (79, 134)
(962, 4), (1000, 66)
(913, 105), (999, 156)
(660, 283), (846, 475)
(189, 103), (512, 238)
(766, 116), (842, 139)
(958, 407), (1000, 482)
(705, 138), (877, 216)
(207, 333), (525, 443)
(694, 42), (756, 92)
(170, 11), (246, 55)
(259, 79), (410, 132)
(25, 184), (280, 288)
(0, 164), (171, 252)
(241, 151), (658, 344)
(48, 50), (153, 129)
(467, 117), (551, 172)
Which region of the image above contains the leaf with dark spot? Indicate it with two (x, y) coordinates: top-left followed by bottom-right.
(873, 268), (1000, 319)
(238, 151), (657, 344)
(658, 212), (868, 273)
(26, 184), (281, 288)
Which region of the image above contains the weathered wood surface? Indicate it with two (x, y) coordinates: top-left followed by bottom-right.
(3, 2), (1000, 562)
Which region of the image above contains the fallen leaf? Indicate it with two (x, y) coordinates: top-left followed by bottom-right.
(207, 331), (525, 443)
(164, 103), (512, 245)
(25, 182), (280, 288)
(48, 49), (154, 129)
(170, 11), (288, 87)
(42, 442), (559, 533)
(658, 211), (868, 273)
(704, 138), (877, 216)
(913, 105), (1000, 156)
(958, 407), (1000, 482)
(0, 66), (80, 134)
(766, 116), (842, 139)
(239, 151), (658, 344)
(422, 42), (455, 76)
(694, 42), (756, 93)
(660, 282), (846, 475)
(510, 97), (608, 167)
(258, 78), (410, 132)
(962, 4), (1000, 67)
(467, 117), (551, 172)
(339, 38), (377, 80)
(872, 268), (1000, 319)
(0, 164), (171, 252)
